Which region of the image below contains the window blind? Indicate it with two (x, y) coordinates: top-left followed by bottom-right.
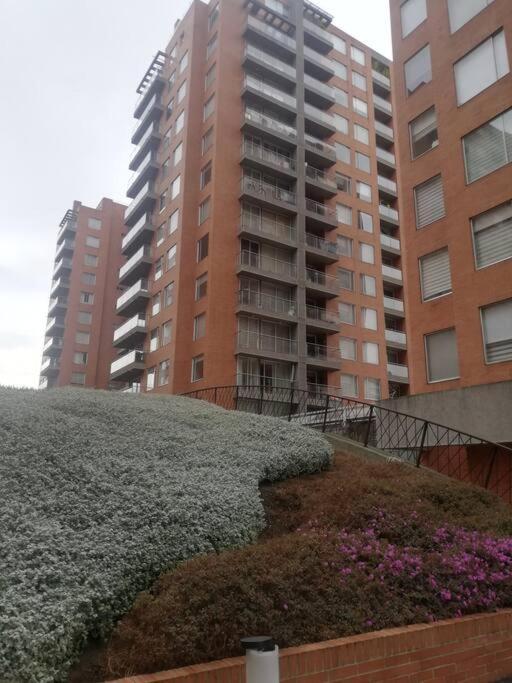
(463, 109), (512, 183)
(482, 299), (512, 363)
(473, 201), (512, 268)
(420, 248), (452, 300)
(415, 175), (445, 228)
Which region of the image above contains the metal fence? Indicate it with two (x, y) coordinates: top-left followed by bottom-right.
(182, 385), (512, 505)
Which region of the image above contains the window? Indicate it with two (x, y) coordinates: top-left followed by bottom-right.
(357, 181), (372, 202)
(463, 109), (512, 183)
(208, 3), (219, 30)
(205, 63), (216, 90)
(365, 378), (381, 401)
(352, 97), (368, 118)
(159, 190), (167, 212)
(352, 71), (366, 91)
(166, 98), (174, 120)
(360, 243), (375, 264)
(75, 331), (90, 345)
(341, 373), (358, 398)
(206, 34), (217, 60)
(199, 197), (211, 224)
(179, 51), (188, 74)
(200, 162), (212, 189)
(481, 299), (512, 364)
(425, 328), (459, 382)
(146, 367), (156, 391)
(83, 253), (98, 267)
(334, 113), (349, 134)
(77, 311), (92, 325)
(177, 81), (187, 105)
(362, 307), (377, 330)
(332, 60), (347, 80)
(195, 273), (208, 300)
(202, 127), (214, 154)
(73, 351), (88, 366)
(175, 110), (185, 134)
(354, 124), (369, 145)
(150, 328), (159, 352)
(361, 273), (376, 296)
(448, 0), (494, 33)
(152, 292), (161, 316)
(154, 256), (163, 281)
(359, 211), (373, 233)
(332, 35), (346, 54)
(163, 128), (171, 150)
(410, 106), (438, 158)
(171, 175), (181, 199)
(339, 302), (356, 324)
(161, 158), (170, 180)
(164, 282), (174, 307)
(197, 234), (209, 261)
(472, 200), (512, 269)
(191, 355), (204, 381)
(336, 172), (351, 193)
(351, 45), (365, 66)
(86, 235), (100, 248)
(156, 223), (165, 247)
(87, 218), (101, 230)
(337, 235), (353, 256)
(334, 87), (349, 107)
(203, 95), (215, 121)
(454, 31), (509, 106)
(71, 372), (86, 385)
(81, 272), (96, 285)
(335, 142), (350, 164)
(173, 142), (183, 166)
(401, 0), (427, 37)
(420, 248), (452, 301)
(404, 45), (432, 95)
(339, 267), (354, 291)
(363, 342), (379, 365)
(340, 337), (357, 361)
(356, 152), (371, 173)
(168, 208), (179, 234)
(166, 244), (177, 271)
(168, 71), (176, 89)
(414, 174), (445, 228)
(336, 203), (352, 225)
(80, 291), (94, 304)
(193, 313), (206, 340)
(158, 359), (170, 386)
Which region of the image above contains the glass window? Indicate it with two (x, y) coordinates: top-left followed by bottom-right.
(203, 95), (215, 121)
(472, 200), (512, 269)
(404, 45), (432, 95)
(192, 355), (204, 381)
(365, 378), (381, 401)
(73, 351), (88, 365)
(335, 142), (351, 164)
(164, 282), (174, 307)
(195, 273), (208, 300)
(354, 124), (369, 145)
(414, 174), (445, 228)
(410, 106), (438, 158)
(337, 234), (353, 256)
(448, 0), (495, 34)
(175, 110), (185, 134)
(336, 203), (352, 225)
(351, 45), (365, 66)
(454, 31), (509, 106)
(75, 331), (90, 345)
(171, 175), (181, 200)
(71, 372), (86, 385)
(334, 113), (349, 134)
(333, 87), (349, 107)
(332, 60), (347, 80)
(158, 359), (170, 386)
(425, 328), (460, 382)
(84, 253), (98, 267)
(86, 235), (100, 248)
(179, 51), (188, 74)
(156, 223), (165, 247)
(356, 151), (371, 173)
(401, 0), (427, 37)
(363, 342), (379, 364)
(193, 313), (206, 340)
(360, 243), (375, 264)
(339, 302), (356, 324)
(341, 373), (358, 398)
(336, 172), (351, 193)
(168, 208), (179, 234)
(199, 197), (211, 224)
(481, 299), (512, 364)
(87, 217), (101, 230)
(208, 3), (219, 30)
(152, 292), (161, 316)
(200, 162), (212, 189)
(150, 327), (159, 352)
(177, 80), (187, 103)
(81, 272), (96, 285)
(154, 256), (163, 281)
(340, 337), (357, 360)
(352, 96), (368, 118)
(146, 367), (156, 391)
(463, 108), (512, 183)
(332, 35), (346, 54)
(173, 142), (183, 166)
(361, 273), (376, 296)
(80, 291), (94, 304)
(168, 71), (176, 90)
(197, 234), (209, 261)
(362, 307), (377, 330)
(357, 181), (372, 202)
(167, 244), (177, 271)
(77, 311), (92, 325)
(202, 127), (214, 154)
(420, 248), (452, 301)
(339, 267), (354, 291)
(206, 34), (217, 60)
(205, 63), (216, 90)
(359, 211), (373, 233)
(352, 71), (367, 91)
(159, 190), (167, 211)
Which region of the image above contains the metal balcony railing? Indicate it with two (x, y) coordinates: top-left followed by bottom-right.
(238, 250), (297, 278)
(383, 295), (404, 312)
(379, 204), (399, 222)
(305, 267), (339, 292)
(305, 304), (338, 325)
(305, 232), (339, 257)
(237, 330), (297, 355)
(373, 94), (392, 113)
(243, 75), (296, 108)
(307, 341), (341, 363)
(244, 108), (297, 140)
(242, 141), (295, 172)
(305, 164), (336, 189)
(238, 289), (297, 317)
(240, 217), (296, 242)
(245, 44), (296, 79)
(380, 233), (401, 251)
(304, 134), (336, 158)
(241, 176), (296, 207)
(132, 93), (159, 134)
(377, 175), (397, 193)
(305, 197), (337, 220)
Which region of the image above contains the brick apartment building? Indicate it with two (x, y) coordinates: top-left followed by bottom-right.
(39, 199), (126, 390)
(110, 0), (407, 401)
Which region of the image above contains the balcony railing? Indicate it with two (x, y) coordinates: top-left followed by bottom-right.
(383, 296), (404, 312)
(246, 15), (296, 50)
(380, 233), (401, 252)
(240, 217), (296, 242)
(111, 350), (145, 376)
(125, 182), (154, 217)
(50, 277), (70, 295)
(387, 363), (409, 380)
(304, 46), (334, 72)
(244, 108), (297, 140)
(43, 337), (64, 353)
(305, 103), (334, 126)
(132, 93), (159, 134)
(382, 264), (403, 282)
(373, 94), (392, 114)
(385, 329), (407, 346)
(377, 175), (397, 193)
(41, 358), (60, 373)
(116, 279), (150, 310)
(305, 197), (337, 221)
(304, 73), (335, 99)
(241, 176), (296, 207)
(237, 330), (297, 355)
(305, 164), (336, 189)
(129, 124), (158, 165)
(243, 75), (296, 108)
(245, 44), (296, 79)
(376, 147), (396, 166)
(372, 69), (391, 89)
(305, 303), (338, 325)
(239, 250), (297, 278)
(307, 383), (343, 398)
(55, 239), (75, 259)
(305, 232), (339, 257)
(122, 213), (152, 252)
(53, 257), (73, 275)
(134, 64), (164, 112)
(307, 341), (340, 363)
(303, 18), (334, 47)
(238, 289), (297, 317)
(127, 150), (155, 190)
(379, 204), (399, 222)
(375, 120), (394, 140)
(119, 245), (152, 280)
(242, 141), (295, 172)
(46, 316), (65, 333)
(113, 315), (147, 343)
(305, 267), (339, 292)
(304, 134), (336, 159)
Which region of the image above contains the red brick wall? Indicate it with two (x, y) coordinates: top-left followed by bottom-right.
(110, 610), (512, 683)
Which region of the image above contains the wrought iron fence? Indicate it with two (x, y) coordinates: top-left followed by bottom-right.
(182, 385), (512, 506)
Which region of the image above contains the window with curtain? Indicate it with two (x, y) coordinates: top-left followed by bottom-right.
(354, 124), (369, 145)
(448, 0), (495, 34)
(425, 328), (459, 382)
(361, 274), (376, 296)
(414, 174), (445, 228)
(454, 31), (509, 106)
(339, 302), (355, 324)
(360, 243), (375, 264)
(336, 202), (352, 225)
(337, 234), (353, 256)
(401, 0), (427, 38)
(362, 307), (377, 330)
(363, 342), (379, 364)
(339, 268), (354, 290)
(333, 60), (347, 80)
(472, 201), (512, 269)
(340, 337), (357, 360)
(419, 248), (452, 301)
(335, 142), (351, 164)
(404, 45), (432, 95)
(410, 106), (438, 158)
(341, 373), (358, 397)
(463, 108), (512, 183)
(334, 113), (349, 134)
(481, 299), (512, 364)
(364, 377), (381, 401)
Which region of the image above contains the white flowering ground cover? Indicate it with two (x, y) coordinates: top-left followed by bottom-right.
(0, 387), (331, 683)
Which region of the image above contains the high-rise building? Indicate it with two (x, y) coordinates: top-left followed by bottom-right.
(387, 0), (512, 435)
(111, 0), (408, 401)
(40, 199), (126, 390)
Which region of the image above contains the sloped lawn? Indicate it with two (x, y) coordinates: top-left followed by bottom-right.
(0, 387), (331, 683)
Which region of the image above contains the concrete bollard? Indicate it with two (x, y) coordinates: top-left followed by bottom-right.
(241, 636), (280, 683)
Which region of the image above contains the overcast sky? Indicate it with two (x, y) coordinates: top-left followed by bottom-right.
(0, 0), (391, 388)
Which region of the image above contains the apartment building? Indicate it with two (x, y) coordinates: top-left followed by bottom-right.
(111, 0), (408, 401)
(40, 199), (126, 390)
(387, 0), (512, 437)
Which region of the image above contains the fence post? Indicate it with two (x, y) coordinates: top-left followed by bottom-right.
(322, 394), (330, 433)
(234, 385), (239, 412)
(364, 404), (375, 447)
(416, 421), (429, 468)
(258, 384), (264, 415)
(287, 387), (294, 422)
(484, 445), (499, 489)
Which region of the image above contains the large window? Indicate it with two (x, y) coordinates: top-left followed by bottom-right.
(362, 307), (377, 330)
(357, 181), (372, 203)
(364, 378), (381, 401)
(351, 45), (365, 66)
(448, 0), (495, 34)
(404, 45), (432, 95)
(359, 211), (373, 233)
(354, 124), (369, 145)
(356, 152), (371, 173)
(339, 302), (355, 324)
(337, 234), (353, 256)
(481, 299), (512, 364)
(192, 355), (204, 381)
(463, 108), (512, 183)
(195, 273), (208, 300)
(341, 373), (358, 397)
(361, 274), (376, 296)
(352, 97), (368, 118)
(336, 203), (352, 225)
(334, 113), (349, 134)
(360, 242), (375, 264)
(472, 200), (512, 269)
(197, 234), (209, 261)
(332, 60), (347, 80)
(171, 175), (181, 199)
(203, 95), (215, 121)
(334, 87), (349, 107)
(414, 175), (445, 228)
(340, 337), (357, 361)
(454, 31), (509, 106)
(363, 342), (379, 365)
(193, 313), (206, 340)
(158, 359), (170, 386)
(425, 328), (459, 382)
(352, 71), (366, 91)
(401, 0), (427, 38)
(335, 142), (351, 164)
(419, 248), (452, 301)
(410, 106), (438, 158)
(339, 267), (354, 291)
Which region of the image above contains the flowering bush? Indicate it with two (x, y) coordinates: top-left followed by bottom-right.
(0, 386), (331, 683)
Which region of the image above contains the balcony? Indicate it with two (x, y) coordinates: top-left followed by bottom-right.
(243, 44), (296, 86)
(118, 246), (152, 287)
(48, 297), (68, 317)
(306, 341), (341, 370)
(372, 69), (391, 90)
(53, 257), (73, 278)
(304, 103), (336, 137)
(303, 18), (334, 53)
(303, 46), (334, 81)
(241, 141), (296, 179)
(305, 233), (339, 264)
(46, 316), (65, 335)
(382, 264), (403, 285)
(305, 303), (339, 332)
(240, 176), (297, 213)
(243, 108), (297, 147)
(245, 15), (297, 59)
(55, 239), (75, 261)
(236, 330), (297, 359)
(56, 210), (78, 244)
(373, 94), (392, 116)
(134, 51), (166, 119)
(305, 267), (339, 297)
(376, 147), (396, 170)
(131, 93), (164, 145)
(239, 217), (296, 247)
(237, 289), (297, 320)
(129, 123), (162, 171)
(385, 329), (407, 349)
(383, 296), (405, 317)
(304, 73), (335, 109)
(237, 249), (297, 284)
(305, 198), (337, 230)
(122, 212), (154, 257)
(126, 151), (159, 199)
(380, 233), (401, 255)
(113, 314), (147, 347)
(116, 279), (150, 317)
(50, 277), (70, 297)
(304, 134), (336, 166)
(43, 337), (64, 356)
(377, 174), (397, 197)
(110, 350), (145, 381)
(379, 204), (399, 225)
(40, 357), (60, 376)
(375, 120), (394, 143)
(305, 164), (337, 197)
(124, 181), (157, 227)
(387, 363), (409, 384)
(242, 74), (296, 113)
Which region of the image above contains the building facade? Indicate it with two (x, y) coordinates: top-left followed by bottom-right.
(40, 199), (126, 390)
(389, 0), (512, 398)
(111, 0), (408, 401)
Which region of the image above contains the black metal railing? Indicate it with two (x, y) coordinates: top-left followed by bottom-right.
(182, 385), (512, 506)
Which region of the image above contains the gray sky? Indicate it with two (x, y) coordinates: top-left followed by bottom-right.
(0, 0), (391, 388)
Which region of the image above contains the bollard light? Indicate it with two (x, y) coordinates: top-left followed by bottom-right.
(241, 636), (280, 683)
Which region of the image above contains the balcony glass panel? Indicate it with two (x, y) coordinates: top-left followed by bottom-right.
(305, 198), (336, 220)
(242, 141), (295, 172)
(377, 175), (397, 192)
(305, 165), (336, 189)
(383, 296), (404, 312)
(387, 363), (409, 379)
(303, 18), (334, 47)
(305, 103), (334, 126)
(119, 246), (152, 279)
(377, 147), (396, 165)
(379, 204), (399, 221)
(245, 44), (296, 79)
(129, 125), (158, 164)
(305, 232), (339, 256)
(238, 289), (296, 316)
(305, 267), (339, 292)
(373, 94), (392, 113)
(244, 108), (297, 139)
(304, 46), (334, 71)
(239, 250), (296, 278)
(240, 214), (296, 242)
(304, 134), (336, 157)
(375, 120), (394, 139)
(372, 69), (391, 88)
(244, 75), (296, 108)
(111, 350), (144, 375)
(382, 264), (403, 281)
(385, 329), (407, 345)
(237, 331), (296, 355)
(306, 304), (338, 324)
(126, 182), (153, 217)
(241, 176), (296, 206)
(116, 279), (149, 309)
(246, 15), (296, 50)
(113, 315), (147, 342)
(304, 74), (335, 99)
(380, 234), (401, 251)
(122, 213), (151, 250)
(306, 341), (340, 362)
